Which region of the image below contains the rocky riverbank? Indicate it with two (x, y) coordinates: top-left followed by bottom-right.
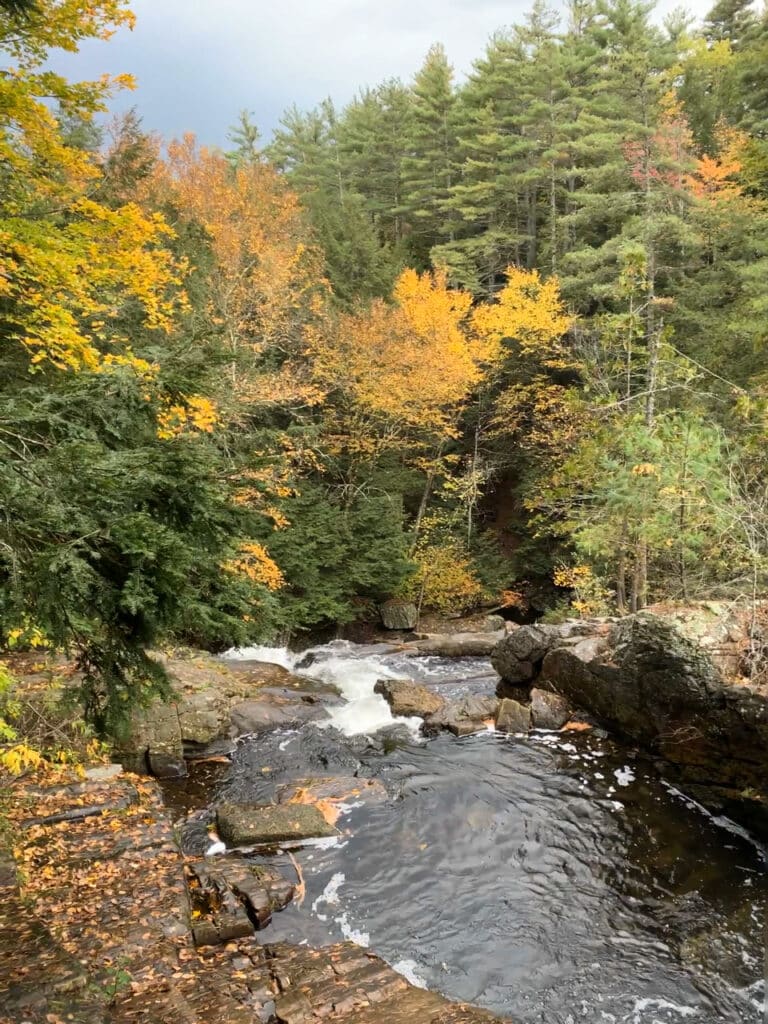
(488, 604), (768, 838)
(0, 762), (511, 1024)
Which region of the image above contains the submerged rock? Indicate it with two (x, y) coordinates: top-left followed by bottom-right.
(216, 802), (338, 846)
(374, 678), (445, 718)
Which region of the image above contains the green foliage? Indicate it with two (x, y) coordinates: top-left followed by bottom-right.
(258, 484), (413, 629)
(0, 365), (273, 734)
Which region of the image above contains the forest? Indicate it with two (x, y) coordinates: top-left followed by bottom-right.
(2, 0), (768, 731)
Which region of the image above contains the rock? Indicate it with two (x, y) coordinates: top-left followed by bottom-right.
(84, 763), (123, 783)
(374, 678), (445, 718)
(498, 610), (768, 836)
(495, 680), (532, 701)
(268, 942), (508, 1023)
(115, 700), (185, 777)
(402, 632), (505, 657)
(495, 698), (531, 734)
(116, 652), (339, 776)
(277, 776), (388, 806)
(424, 694), (499, 736)
(530, 688), (570, 730)
(216, 802), (338, 846)
(228, 697), (328, 736)
(483, 614), (506, 632)
(490, 625), (558, 684)
(380, 599), (418, 630)
(188, 858), (295, 943)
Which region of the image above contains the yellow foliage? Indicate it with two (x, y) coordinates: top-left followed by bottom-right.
(223, 543), (285, 591)
(308, 269), (483, 448)
(401, 540), (483, 613)
(1, 743), (43, 776)
(149, 136), (327, 407)
(1, 4), (185, 374)
(156, 396), (218, 440)
(472, 266), (574, 364)
(553, 564), (610, 618)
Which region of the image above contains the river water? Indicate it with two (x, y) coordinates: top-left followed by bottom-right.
(170, 640), (767, 1023)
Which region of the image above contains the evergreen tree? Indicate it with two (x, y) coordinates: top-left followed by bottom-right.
(399, 43), (457, 268)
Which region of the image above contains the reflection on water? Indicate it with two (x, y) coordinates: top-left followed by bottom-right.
(165, 641), (767, 1023)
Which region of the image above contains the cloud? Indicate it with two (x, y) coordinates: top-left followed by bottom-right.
(50, 0), (709, 147)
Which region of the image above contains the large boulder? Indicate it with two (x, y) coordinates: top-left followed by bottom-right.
(116, 652), (336, 777)
(380, 600), (419, 630)
(491, 625), (559, 687)
(491, 611), (768, 836)
(374, 678), (445, 718)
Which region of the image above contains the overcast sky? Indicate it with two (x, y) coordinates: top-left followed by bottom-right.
(52, 0), (712, 149)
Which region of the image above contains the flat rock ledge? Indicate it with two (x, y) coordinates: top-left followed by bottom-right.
(217, 802), (338, 846)
(115, 652), (340, 779)
(490, 609), (768, 837)
(0, 766), (513, 1024)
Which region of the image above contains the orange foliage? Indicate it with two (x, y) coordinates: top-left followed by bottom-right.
(222, 542), (284, 591)
(683, 127), (746, 204)
(148, 136), (328, 407)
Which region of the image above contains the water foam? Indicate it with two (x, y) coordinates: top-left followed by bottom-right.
(225, 640), (423, 738)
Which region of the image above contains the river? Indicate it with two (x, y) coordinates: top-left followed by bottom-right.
(165, 640), (766, 1023)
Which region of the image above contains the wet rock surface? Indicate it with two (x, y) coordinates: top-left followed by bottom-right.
(495, 697), (531, 734)
(116, 653), (340, 778)
(374, 678), (446, 718)
(423, 694), (499, 736)
(217, 802), (338, 846)
(0, 765), (512, 1024)
(491, 610), (768, 836)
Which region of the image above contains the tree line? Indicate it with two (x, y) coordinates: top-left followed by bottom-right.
(2, 0), (768, 731)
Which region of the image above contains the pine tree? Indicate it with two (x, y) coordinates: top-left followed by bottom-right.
(399, 44), (457, 268)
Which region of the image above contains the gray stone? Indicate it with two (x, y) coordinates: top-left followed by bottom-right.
(216, 802), (337, 846)
(380, 600), (419, 630)
(228, 699), (327, 736)
(495, 698), (531, 734)
(490, 625), (557, 682)
(530, 688), (570, 730)
(84, 763), (123, 783)
(424, 694), (499, 736)
(404, 632), (504, 657)
(147, 752), (187, 779)
(374, 678), (445, 718)
(483, 615), (506, 632)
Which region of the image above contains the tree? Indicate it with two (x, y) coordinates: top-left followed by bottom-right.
(0, 1), (280, 732)
(399, 44), (457, 268)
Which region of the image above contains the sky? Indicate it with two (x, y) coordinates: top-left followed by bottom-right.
(52, 0), (713, 149)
